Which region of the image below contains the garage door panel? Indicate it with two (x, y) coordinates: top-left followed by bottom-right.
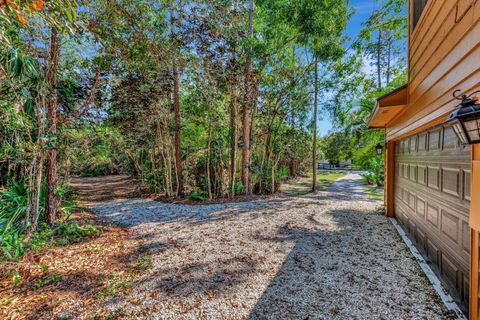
(418, 165), (427, 185)
(427, 166), (440, 190)
(395, 123), (471, 309)
(443, 126), (460, 149)
(396, 175), (470, 216)
(427, 204), (440, 227)
(441, 167), (460, 197)
(429, 128), (442, 150)
(409, 164), (417, 182)
(416, 228), (426, 250)
(464, 170), (471, 201)
(427, 238), (440, 264)
(419, 133), (428, 151)
(441, 254), (467, 300)
(416, 196), (426, 218)
(462, 221), (470, 254)
(440, 209), (460, 244)
(464, 275), (470, 302)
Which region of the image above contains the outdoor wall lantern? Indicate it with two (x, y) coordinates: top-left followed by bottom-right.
(446, 89), (480, 145)
(375, 143), (384, 155)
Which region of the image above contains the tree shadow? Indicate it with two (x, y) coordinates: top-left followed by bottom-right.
(128, 255), (257, 297)
(91, 197), (300, 230)
(248, 208), (450, 320)
(10, 236), (172, 319)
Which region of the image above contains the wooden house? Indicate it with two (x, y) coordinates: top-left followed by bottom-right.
(367, 0), (480, 317)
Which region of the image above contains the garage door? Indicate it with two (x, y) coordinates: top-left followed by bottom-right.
(394, 124), (471, 309)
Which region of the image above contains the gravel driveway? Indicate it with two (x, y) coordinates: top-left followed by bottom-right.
(86, 175), (452, 319)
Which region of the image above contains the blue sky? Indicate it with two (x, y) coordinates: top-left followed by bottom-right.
(317, 0), (377, 136)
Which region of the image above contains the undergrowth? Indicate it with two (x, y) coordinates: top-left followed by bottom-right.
(0, 181), (99, 260)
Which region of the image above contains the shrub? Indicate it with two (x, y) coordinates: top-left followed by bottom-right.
(0, 182), (31, 259)
(1, 231), (24, 259)
(54, 221), (100, 244)
(188, 189), (207, 201)
(362, 158), (385, 186)
(26, 221), (100, 252)
(233, 182), (244, 195)
(0, 180), (98, 260)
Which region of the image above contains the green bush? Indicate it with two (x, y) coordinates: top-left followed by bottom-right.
(65, 125), (126, 177)
(233, 182), (244, 195)
(1, 231), (24, 259)
(54, 221), (100, 244)
(0, 181), (95, 260)
(188, 189), (207, 201)
(0, 181), (32, 259)
(362, 158), (384, 186)
(0, 181), (30, 233)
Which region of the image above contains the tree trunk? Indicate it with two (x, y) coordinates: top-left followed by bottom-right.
(376, 30), (382, 88)
(171, 5), (184, 197)
(173, 66), (184, 196)
(45, 28), (60, 226)
(386, 33), (392, 85)
(29, 153), (43, 231)
(241, 0), (254, 195)
(272, 155), (280, 195)
(207, 119), (213, 200)
(290, 99), (296, 177)
(312, 57), (318, 192)
(229, 92), (238, 198)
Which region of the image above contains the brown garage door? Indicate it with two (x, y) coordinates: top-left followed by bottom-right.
(394, 124), (471, 309)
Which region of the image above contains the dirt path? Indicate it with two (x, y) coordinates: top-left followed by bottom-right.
(71, 175), (141, 206)
(64, 175), (455, 319)
(327, 173), (366, 198)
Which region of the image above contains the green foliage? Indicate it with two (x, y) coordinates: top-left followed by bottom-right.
(363, 184), (384, 201)
(25, 221), (99, 255)
(1, 232), (25, 260)
(0, 180), (84, 259)
(53, 221), (100, 244)
(0, 181), (30, 234)
(362, 159), (385, 186)
(234, 182), (244, 196)
(353, 0), (407, 87)
(1, 0), (406, 210)
(188, 189), (207, 202)
(129, 253), (153, 273)
(320, 132), (352, 163)
(12, 271), (22, 286)
(33, 274), (63, 291)
(98, 275), (131, 299)
(63, 125), (126, 177)
(0, 181), (34, 259)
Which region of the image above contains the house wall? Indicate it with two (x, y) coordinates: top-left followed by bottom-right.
(386, 0), (480, 141)
(472, 145), (480, 319)
(382, 1), (480, 318)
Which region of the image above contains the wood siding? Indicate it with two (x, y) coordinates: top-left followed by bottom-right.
(395, 124), (471, 310)
(386, 0), (480, 141)
(472, 145), (480, 320)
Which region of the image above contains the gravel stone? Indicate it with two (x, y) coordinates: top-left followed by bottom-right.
(86, 174), (452, 320)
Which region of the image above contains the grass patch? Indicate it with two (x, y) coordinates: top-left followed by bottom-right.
(316, 172), (347, 191)
(98, 275), (132, 299)
(282, 172), (347, 196)
(363, 184), (384, 200)
(26, 221), (101, 254)
(128, 253), (153, 273)
(33, 274), (63, 290)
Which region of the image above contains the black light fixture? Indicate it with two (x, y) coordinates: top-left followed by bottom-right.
(445, 89), (480, 145)
(375, 143), (384, 155)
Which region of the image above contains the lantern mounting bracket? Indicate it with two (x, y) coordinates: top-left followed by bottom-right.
(453, 89), (480, 102)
